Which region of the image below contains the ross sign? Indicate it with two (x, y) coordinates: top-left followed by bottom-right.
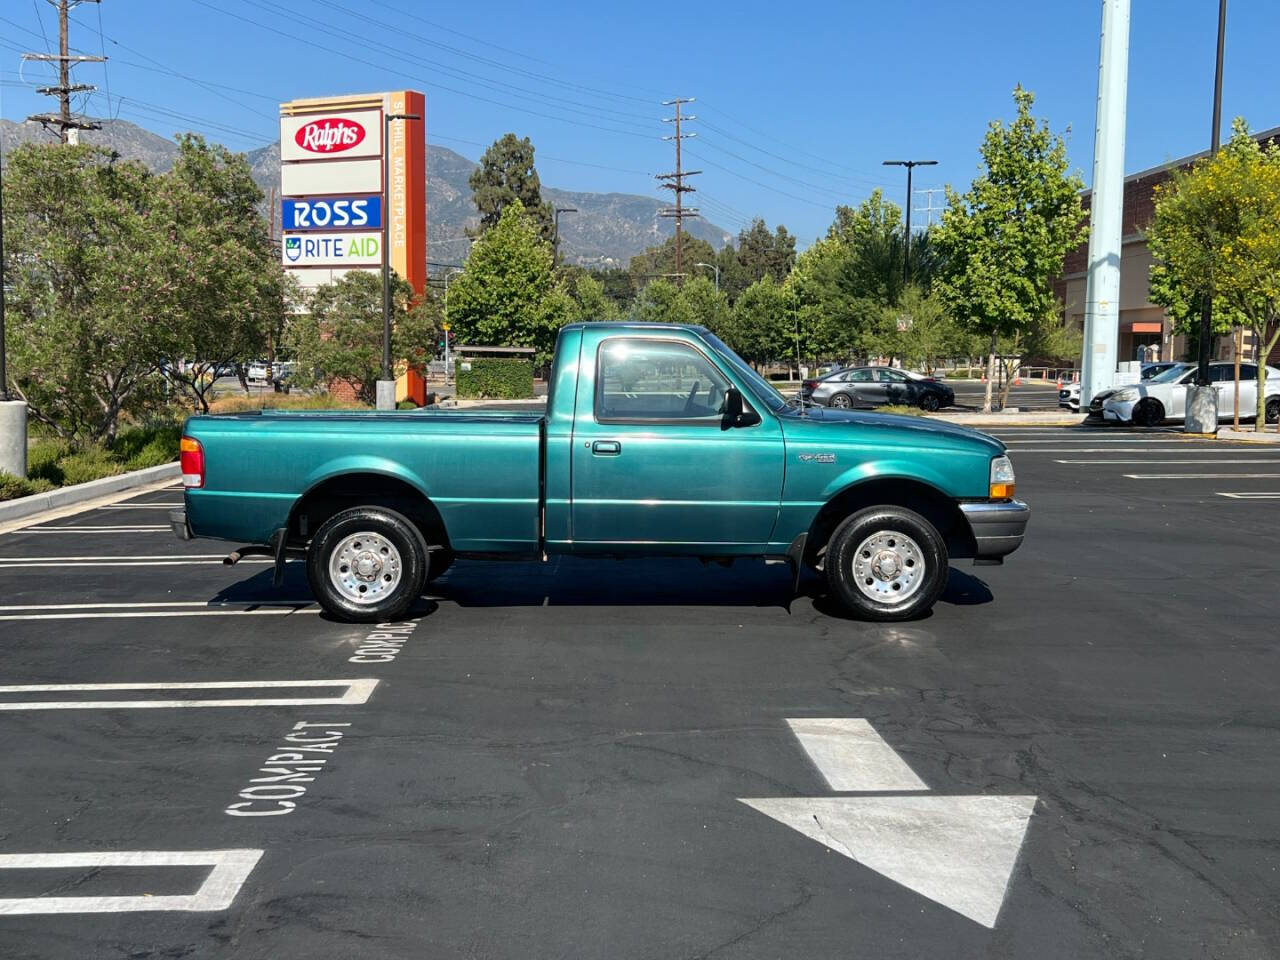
(280, 107), (381, 162)
(282, 196), (382, 231)
(282, 231), (382, 267)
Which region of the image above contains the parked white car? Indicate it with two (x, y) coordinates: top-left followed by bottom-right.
(1059, 381), (1081, 411)
(1090, 362), (1280, 426)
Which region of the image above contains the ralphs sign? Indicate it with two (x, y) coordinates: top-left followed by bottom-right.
(295, 116), (366, 154)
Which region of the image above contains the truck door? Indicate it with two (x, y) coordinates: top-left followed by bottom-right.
(570, 335), (785, 552)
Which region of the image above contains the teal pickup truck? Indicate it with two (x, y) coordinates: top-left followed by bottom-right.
(173, 323), (1027, 623)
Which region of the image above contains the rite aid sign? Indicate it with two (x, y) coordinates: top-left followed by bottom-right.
(282, 196), (382, 231)
(280, 108), (381, 162)
(282, 232), (382, 267)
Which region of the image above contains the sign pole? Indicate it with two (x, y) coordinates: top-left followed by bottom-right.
(377, 110), (419, 411)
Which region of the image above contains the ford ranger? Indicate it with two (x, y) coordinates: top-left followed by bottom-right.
(172, 323), (1028, 622)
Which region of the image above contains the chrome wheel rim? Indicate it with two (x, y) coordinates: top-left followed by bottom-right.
(832, 394), (851, 408)
(851, 530), (924, 605)
(329, 531), (402, 605)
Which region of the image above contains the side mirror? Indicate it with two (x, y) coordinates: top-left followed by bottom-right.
(722, 387), (761, 428)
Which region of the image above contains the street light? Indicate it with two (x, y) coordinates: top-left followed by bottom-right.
(443, 267), (463, 387)
(694, 261), (719, 292)
(0, 159), (28, 479)
(379, 111), (421, 410)
(553, 207), (577, 265)
(883, 159), (937, 284)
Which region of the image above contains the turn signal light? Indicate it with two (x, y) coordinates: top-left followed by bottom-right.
(180, 436), (205, 488)
(989, 482), (1015, 499)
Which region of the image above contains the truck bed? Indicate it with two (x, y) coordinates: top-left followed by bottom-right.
(184, 408), (545, 552)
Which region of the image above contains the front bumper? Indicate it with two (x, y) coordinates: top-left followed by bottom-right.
(169, 507), (192, 541)
(959, 500), (1030, 560)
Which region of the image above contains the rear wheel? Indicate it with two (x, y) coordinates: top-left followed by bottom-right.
(830, 393), (853, 409)
(307, 506), (428, 623)
(1132, 398), (1164, 427)
(825, 506), (948, 622)
(1266, 396), (1280, 424)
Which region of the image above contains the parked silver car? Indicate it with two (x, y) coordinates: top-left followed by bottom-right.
(801, 366), (956, 411)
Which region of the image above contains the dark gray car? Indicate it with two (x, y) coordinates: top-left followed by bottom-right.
(802, 366), (955, 411)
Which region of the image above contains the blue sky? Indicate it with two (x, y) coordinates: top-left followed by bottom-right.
(2, 0), (1277, 247)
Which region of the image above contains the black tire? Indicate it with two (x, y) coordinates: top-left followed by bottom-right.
(306, 506), (428, 623)
(919, 392), (940, 412)
(426, 548), (455, 582)
(1267, 397), (1280, 424)
(830, 393), (853, 409)
(1132, 398), (1164, 427)
(824, 506), (948, 622)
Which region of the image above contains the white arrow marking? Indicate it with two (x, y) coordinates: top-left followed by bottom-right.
(787, 718), (927, 791)
(741, 794), (1036, 928)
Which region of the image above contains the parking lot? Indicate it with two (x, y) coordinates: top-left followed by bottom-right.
(1, 425), (1278, 959)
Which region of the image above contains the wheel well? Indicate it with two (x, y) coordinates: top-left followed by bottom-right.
(288, 473), (449, 549)
(805, 477), (974, 565)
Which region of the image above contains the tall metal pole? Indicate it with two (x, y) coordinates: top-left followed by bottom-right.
(1079, 0), (1130, 415)
(883, 160), (937, 286)
(553, 206), (576, 266)
(694, 262), (719, 292)
(1196, 0), (1227, 388)
(0, 164), (9, 401)
(379, 111), (419, 409)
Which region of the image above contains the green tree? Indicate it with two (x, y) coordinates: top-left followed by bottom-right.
(632, 278), (694, 325)
(736, 218), (798, 285)
(885, 285), (964, 374)
(2, 145), (168, 442)
(446, 199), (570, 365)
(1148, 119), (1280, 429)
(933, 86), (1088, 411)
(628, 233), (717, 290)
(287, 271), (435, 405)
(681, 274), (732, 337)
(586, 266), (636, 310)
(154, 135), (285, 412)
(469, 133), (555, 242)
(726, 277), (791, 367)
(566, 273), (619, 323)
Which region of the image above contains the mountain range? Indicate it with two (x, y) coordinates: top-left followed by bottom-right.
(0, 118), (731, 266)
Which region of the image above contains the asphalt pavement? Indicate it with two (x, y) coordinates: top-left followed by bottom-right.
(1, 426), (1278, 958)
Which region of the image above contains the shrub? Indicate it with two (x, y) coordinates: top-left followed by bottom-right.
(58, 446), (123, 486)
(0, 472), (56, 502)
(114, 422), (182, 470)
(456, 358), (534, 399)
(875, 404), (928, 417)
(27, 439), (71, 485)
(208, 392), (365, 413)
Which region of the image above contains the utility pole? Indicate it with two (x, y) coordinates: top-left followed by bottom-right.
(379, 110), (421, 410)
(0, 160), (28, 478)
(553, 206), (577, 265)
(23, 1), (105, 145)
(657, 98), (701, 286)
(1187, 0), (1228, 434)
(883, 159), (937, 284)
(913, 187), (946, 228)
(1080, 0), (1130, 420)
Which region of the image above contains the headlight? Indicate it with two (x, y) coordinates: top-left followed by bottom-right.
(1111, 388), (1139, 403)
(989, 455), (1015, 499)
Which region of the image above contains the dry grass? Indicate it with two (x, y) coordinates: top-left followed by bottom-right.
(207, 392), (367, 414)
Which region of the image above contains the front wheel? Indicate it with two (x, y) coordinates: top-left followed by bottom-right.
(1131, 398), (1164, 427)
(1266, 396), (1280, 424)
(918, 393), (940, 412)
(306, 506), (428, 623)
(825, 506), (948, 621)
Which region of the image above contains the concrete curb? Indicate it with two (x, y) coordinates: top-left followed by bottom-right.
(927, 414), (1086, 427)
(0, 462), (180, 526)
(1217, 428), (1280, 444)
(438, 397), (547, 409)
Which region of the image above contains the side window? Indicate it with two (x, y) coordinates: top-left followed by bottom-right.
(1211, 365), (1233, 383)
(877, 369), (908, 383)
(597, 339), (731, 421)
(845, 369), (873, 382)
(1239, 364), (1258, 379)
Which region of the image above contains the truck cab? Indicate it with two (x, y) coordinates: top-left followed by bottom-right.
(175, 323), (1028, 623)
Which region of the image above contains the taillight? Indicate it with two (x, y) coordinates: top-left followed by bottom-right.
(803, 380), (819, 390)
(180, 436), (205, 488)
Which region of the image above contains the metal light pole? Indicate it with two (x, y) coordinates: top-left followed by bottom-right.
(443, 267), (462, 387)
(694, 261), (719, 292)
(553, 206), (577, 265)
(1080, 0), (1130, 415)
(883, 159), (937, 285)
(0, 158), (29, 478)
(378, 111), (420, 410)
(1186, 0), (1227, 433)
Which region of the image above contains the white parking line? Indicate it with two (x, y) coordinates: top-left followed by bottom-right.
(1056, 458), (1280, 464)
(788, 718), (927, 792)
(0, 606), (318, 621)
(98, 503), (185, 509)
(21, 525), (170, 533)
(0, 554), (230, 561)
(1217, 492), (1280, 499)
(0, 559), (271, 568)
(0, 849), (262, 914)
(1123, 473), (1280, 479)
(0, 678), (378, 710)
(1016, 447), (1256, 453)
(0, 601), (313, 612)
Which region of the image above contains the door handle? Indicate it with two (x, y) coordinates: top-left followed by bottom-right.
(591, 440), (622, 456)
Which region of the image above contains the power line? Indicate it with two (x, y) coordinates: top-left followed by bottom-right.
(22, 0), (105, 144)
(657, 97), (699, 285)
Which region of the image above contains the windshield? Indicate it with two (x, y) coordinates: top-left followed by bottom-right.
(1148, 363), (1193, 384)
(702, 332), (788, 413)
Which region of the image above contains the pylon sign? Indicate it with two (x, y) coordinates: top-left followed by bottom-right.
(279, 91), (426, 296)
